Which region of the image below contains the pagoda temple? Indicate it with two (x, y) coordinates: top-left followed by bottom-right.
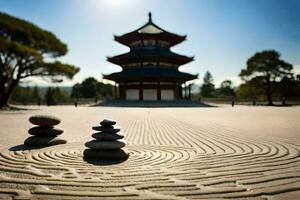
(103, 12), (198, 101)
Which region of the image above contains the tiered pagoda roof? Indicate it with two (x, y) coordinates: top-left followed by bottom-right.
(107, 48), (193, 66)
(104, 68), (197, 82)
(114, 13), (186, 47)
(103, 12), (197, 83)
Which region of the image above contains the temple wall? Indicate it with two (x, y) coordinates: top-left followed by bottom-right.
(126, 89), (139, 100)
(122, 83), (187, 100)
(143, 89), (157, 100)
(161, 90), (174, 100)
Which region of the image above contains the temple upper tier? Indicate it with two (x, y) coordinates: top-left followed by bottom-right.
(114, 12), (187, 47)
(103, 12), (198, 101)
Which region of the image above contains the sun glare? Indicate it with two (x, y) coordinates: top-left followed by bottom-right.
(102, 0), (127, 8)
(96, 0), (137, 10)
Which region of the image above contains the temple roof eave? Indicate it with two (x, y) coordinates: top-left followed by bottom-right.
(102, 68), (198, 83)
(106, 50), (194, 66)
(113, 15), (187, 47)
(114, 33), (186, 47)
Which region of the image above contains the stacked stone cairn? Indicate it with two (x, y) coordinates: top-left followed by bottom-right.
(25, 115), (67, 146)
(84, 119), (129, 160)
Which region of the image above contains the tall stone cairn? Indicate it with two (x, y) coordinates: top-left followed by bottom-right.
(84, 119), (129, 160)
(25, 115), (67, 146)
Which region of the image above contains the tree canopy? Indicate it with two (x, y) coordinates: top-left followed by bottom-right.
(71, 77), (114, 99)
(217, 80), (235, 97)
(239, 50), (293, 105)
(200, 71), (215, 98)
(0, 12), (79, 107)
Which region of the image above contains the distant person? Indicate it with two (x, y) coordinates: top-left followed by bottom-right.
(75, 101), (78, 107)
(252, 101), (256, 106)
(232, 100), (235, 107)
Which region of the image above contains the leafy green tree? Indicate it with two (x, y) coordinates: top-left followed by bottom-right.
(96, 82), (114, 98)
(217, 80), (235, 97)
(71, 83), (82, 98)
(296, 75), (300, 97)
(53, 87), (70, 103)
(236, 77), (265, 101)
(45, 87), (55, 106)
(45, 87), (71, 105)
(71, 78), (114, 99)
(32, 85), (41, 105)
(11, 86), (33, 105)
(239, 50), (293, 105)
(275, 76), (294, 98)
(0, 12), (79, 107)
(81, 77), (98, 98)
(200, 71), (215, 98)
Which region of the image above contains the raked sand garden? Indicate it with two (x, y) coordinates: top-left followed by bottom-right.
(0, 105), (300, 199)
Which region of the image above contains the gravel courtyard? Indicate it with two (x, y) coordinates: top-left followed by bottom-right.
(0, 106), (299, 199)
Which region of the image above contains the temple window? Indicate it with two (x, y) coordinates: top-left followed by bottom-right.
(143, 40), (156, 47)
(129, 40), (143, 48)
(157, 41), (170, 48)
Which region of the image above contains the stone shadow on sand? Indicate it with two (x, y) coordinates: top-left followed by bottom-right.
(9, 144), (44, 151)
(9, 143), (67, 151)
(83, 157), (128, 166)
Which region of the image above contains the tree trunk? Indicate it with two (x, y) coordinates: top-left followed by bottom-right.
(0, 97), (5, 108)
(0, 84), (9, 108)
(0, 80), (7, 108)
(0, 79), (19, 108)
(0, 93), (9, 108)
(266, 78), (273, 105)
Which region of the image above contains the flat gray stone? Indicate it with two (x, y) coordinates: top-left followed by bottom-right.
(83, 148), (129, 160)
(92, 125), (121, 133)
(24, 136), (67, 146)
(28, 126), (64, 136)
(85, 139), (125, 150)
(92, 132), (124, 140)
(29, 115), (61, 126)
(100, 119), (116, 127)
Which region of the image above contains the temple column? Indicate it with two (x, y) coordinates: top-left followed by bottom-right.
(173, 82), (178, 99)
(178, 83), (182, 99)
(139, 82), (143, 101)
(188, 84), (191, 100)
(118, 83), (122, 99)
(123, 82), (127, 99)
(184, 83), (187, 99)
(157, 82), (161, 100)
(114, 83), (117, 99)
(177, 83), (180, 100)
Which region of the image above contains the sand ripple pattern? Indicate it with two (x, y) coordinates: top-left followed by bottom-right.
(0, 114), (300, 199)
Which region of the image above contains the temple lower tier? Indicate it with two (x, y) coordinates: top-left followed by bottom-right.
(114, 82), (191, 101)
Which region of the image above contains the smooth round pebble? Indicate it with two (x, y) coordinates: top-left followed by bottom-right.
(92, 126), (121, 133)
(83, 148), (129, 160)
(24, 136), (67, 146)
(28, 127), (64, 136)
(100, 119), (116, 127)
(29, 115), (61, 126)
(92, 132), (124, 140)
(85, 139), (125, 150)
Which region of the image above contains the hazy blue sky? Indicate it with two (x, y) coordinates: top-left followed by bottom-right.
(1, 0), (299, 87)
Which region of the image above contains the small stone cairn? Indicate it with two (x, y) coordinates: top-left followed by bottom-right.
(84, 119), (129, 160)
(24, 115), (67, 146)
